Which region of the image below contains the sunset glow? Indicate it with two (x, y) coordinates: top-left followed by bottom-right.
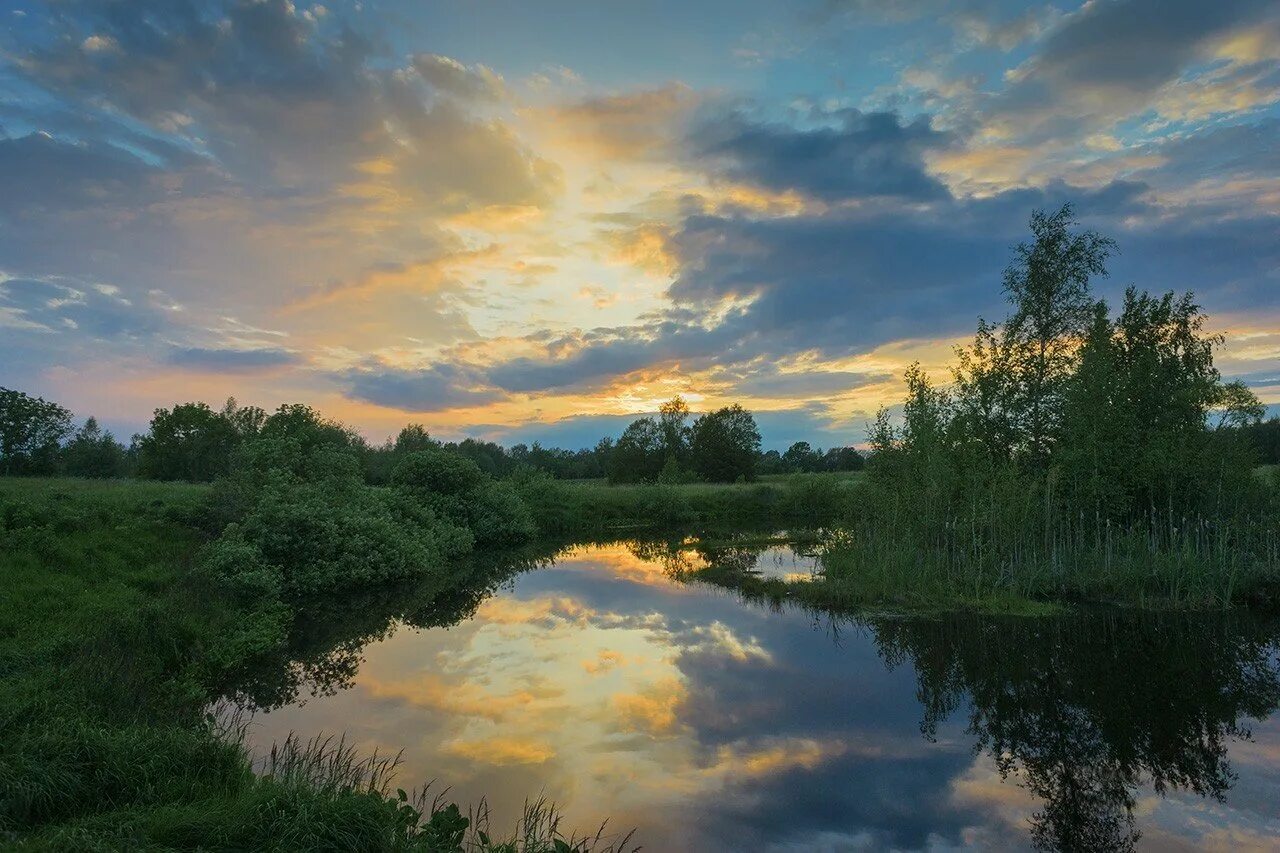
(2, 0), (1278, 447)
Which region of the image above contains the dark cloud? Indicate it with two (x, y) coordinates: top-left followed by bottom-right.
(992, 0), (1277, 133)
(485, 321), (741, 393)
(0, 133), (167, 213)
(691, 108), (952, 201)
(1142, 119), (1280, 185)
(342, 362), (504, 412)
(168, 346), (299, 372)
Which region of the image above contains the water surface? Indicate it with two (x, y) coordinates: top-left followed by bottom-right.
(237, 538), (1280, 851)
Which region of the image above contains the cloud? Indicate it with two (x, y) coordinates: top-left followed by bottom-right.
(691, 107), (952, 201)
(611, 676), (687, 736)
(341, 362), (504, 412)
(989, 0), (1278, 136)
(0, 275), (170, 339)
(540, 83), (697, 159)
(168, 346), (299, 372)
(14, 0), (559, 207)
(1140, 119), (1280, 185)
(412, 53), (507, 101)
(441, 735), (554, 766)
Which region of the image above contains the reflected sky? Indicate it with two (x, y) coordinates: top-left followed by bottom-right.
(240, 543), (1280, 851)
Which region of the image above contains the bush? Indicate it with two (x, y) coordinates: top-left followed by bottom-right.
(392, 449), (536, 549)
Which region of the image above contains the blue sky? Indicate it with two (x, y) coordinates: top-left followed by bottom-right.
(1, 0), (1278, 448)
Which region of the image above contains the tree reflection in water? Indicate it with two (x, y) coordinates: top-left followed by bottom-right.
(224, 546), (558, 710)
(866, 610), (1280, 850)
(226, 531), (1280, 852)
(656, 532), (1280, 851)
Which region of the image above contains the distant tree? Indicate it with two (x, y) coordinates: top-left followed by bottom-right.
(453, 437), (509, 476)
(61, 416), (127, 478)
(260, 403), (359, 454)
(658, 396), (691, 462)
(1238, 417), (1280, 465)
(592, 436), (615, 478)
(137, 402), (240, 481)
(394, 423), (435, 454)
(0, 387), (72, 475)
(822, 446), (864, 472)
(689, 405), (761, 482)
(221, 397), (266, 439)
(608, 417), (664, 483)
(757, 448), (784, 475)
(782, 441), (821, 473)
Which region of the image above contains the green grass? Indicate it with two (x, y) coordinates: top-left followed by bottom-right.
(0, 477), (634, 851)
(520, 472), (859, 535)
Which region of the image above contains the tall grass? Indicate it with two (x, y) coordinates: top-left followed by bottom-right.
(816, 471), (1280, 609)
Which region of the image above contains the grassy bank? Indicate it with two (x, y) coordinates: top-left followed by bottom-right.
(514, 471), (858, 535)
(0, 478), (631, 851)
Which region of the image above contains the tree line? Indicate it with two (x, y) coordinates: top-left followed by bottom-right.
(4, 206), (1275, 490)
(0, 388), (865, 485)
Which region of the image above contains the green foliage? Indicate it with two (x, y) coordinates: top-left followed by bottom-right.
(658, 395), (692, 463)
(60, 416), (128, 478)
(394, 445), (488, 496)
(688, 404), (761, 483)
(513, 473), (854, 536)
(392, 447), (537, 548)
(0, 478), (633, 851)
(607, 416), (664, 483)
(0, 386), (72, 475)
(853, 205), (1279, 607)
(1000, 203), (1115, 465)
(136, 400), (242, 481)
(259, 402), (361, 454)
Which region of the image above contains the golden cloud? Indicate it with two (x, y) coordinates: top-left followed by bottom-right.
(442, 735), (556, 766)
(610, 676), (687, 736)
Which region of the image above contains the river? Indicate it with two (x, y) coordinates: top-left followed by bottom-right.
(234, 536), (1280, 851)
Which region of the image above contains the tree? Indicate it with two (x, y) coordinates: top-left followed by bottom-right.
(61, 417), (127, 478)
(260, 403), (359, 454)
(221, 397), (266, 439)
(0, 387), (72, 475)
(394, 424), (435, 453)
(1000, 204), (1115, 465)
(822, 446), (864, 472)
(952, 317), (1019, 464)
(608, 417), (664, 483)
(782, 441), (821, 473)
(137, 402), (240, 481)
(689, 404), (761, 482)
(1213, 381), (1265, 431)
(658, 396), (691, 462)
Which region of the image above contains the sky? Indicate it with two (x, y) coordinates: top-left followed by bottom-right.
(1, 0), (1278, 450)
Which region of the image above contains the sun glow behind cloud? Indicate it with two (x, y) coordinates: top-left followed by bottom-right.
(1, 0), (1278, 446)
